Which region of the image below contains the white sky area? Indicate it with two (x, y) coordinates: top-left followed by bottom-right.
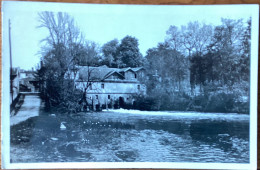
(2, 2), (254, 70)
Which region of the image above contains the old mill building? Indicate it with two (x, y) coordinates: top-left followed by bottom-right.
(74, 65), (146, 110)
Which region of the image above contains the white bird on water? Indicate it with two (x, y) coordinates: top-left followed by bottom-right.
(60, 122), (66, 130)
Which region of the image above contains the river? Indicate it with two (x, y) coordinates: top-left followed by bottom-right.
(11, 108), (249, 163)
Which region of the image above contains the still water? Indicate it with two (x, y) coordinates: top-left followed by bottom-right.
(11, 109), (249, 163)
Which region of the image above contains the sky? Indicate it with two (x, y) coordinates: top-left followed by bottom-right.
(2, 1), (255, 70)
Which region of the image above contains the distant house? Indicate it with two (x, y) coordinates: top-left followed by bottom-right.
(10, 67), (20, 104)
(10, 67), (40, 114)
(19, 69), (39, 92)
(74, 65), (146, 110)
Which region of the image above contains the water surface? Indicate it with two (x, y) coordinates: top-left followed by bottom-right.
(11, 109), (249, 163)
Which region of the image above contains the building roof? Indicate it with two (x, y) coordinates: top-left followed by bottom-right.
(78, 66), (119, 81)
(77, 65), (144, 81)
(132, 67), (144, 72)
(20, 77), (38, 82)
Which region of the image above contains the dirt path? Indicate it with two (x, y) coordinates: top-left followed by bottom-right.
(10, 95), (41, 126)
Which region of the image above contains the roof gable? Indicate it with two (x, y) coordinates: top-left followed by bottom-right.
(104, 71), (124, 80)
(120, 68), (136, 73)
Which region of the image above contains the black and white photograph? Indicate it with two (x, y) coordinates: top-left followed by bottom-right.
(1, 1), (259, 169)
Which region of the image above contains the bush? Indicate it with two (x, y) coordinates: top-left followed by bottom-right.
(133, 96), (159, 111)
(169, 93), (191, 111)
(158, 91), (248, 113)
(123, 103), (133, 110)
(204, 92), (248, 113)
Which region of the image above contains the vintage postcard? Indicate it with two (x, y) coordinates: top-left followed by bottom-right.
(1, 1), (259, 169)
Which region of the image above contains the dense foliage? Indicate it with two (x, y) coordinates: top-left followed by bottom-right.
(37, 11), (251, 113)
(140, 18), (251, 113)
(101, 36), (144, 68)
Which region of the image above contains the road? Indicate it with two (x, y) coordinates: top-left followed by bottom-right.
(10, 94), (41, 126)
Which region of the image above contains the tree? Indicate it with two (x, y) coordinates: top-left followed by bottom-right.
(38, 12), (83, 51)
(189, 53), (208, 91)
(144, 42), (189, 110)
(38, 11), (84, 77)
(79, 41), (101, 66)
(145, 42), (187, 93)
(166, 22), (213, 93)
(180, 21), (213, 57)
(101, 39), (119, 67)
(117, 35), (144, 68)
(239, 18), (251, 82)
(165, 25), (182, 51)
(208, 18), (246, 86)
(37, 11), (84, 111)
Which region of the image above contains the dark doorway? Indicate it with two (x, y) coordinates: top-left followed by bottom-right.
(119, 97), (125, 108)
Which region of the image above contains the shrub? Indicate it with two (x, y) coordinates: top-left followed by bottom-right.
(133, 96), (159, 111)
(204, 93), (237, 113)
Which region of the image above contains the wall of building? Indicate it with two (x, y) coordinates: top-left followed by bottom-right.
(87, 93), (134, 107)
(76, 81), (145, 94)
(20, 72), (27, 79)
(10, 76), (20, 105)
(124, 71), (136, 80)
(75, 81), (146, 108)
(136, 70), (145, 81)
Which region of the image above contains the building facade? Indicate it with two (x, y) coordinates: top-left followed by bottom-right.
(19, 70), (39, 92)
(74, 65), (146, 110)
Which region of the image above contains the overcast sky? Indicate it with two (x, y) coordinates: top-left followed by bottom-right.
(2, 2), (255, 69)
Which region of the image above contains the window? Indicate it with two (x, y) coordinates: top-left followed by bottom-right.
(135, 74), (137, 78)
(137, 85), (140, 90)
(96, 95), (98, 99)
(108, 95), (110, 99)
(101, 83), (104, 89)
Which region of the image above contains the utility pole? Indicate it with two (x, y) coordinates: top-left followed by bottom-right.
(9, 19), (13, 102)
